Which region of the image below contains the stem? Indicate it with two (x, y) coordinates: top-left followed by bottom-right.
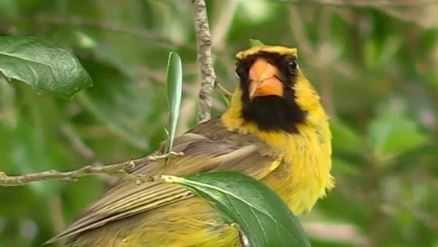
(192, 0), (217, 122)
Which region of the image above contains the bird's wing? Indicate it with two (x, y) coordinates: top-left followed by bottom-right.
(49, 119), (280, 243)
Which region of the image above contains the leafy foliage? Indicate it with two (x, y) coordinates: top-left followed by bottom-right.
(0, 36), (92, 97)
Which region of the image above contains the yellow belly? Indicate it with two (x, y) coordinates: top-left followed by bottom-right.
(71, 169), (302, 247)
(72, 197), (240, 247)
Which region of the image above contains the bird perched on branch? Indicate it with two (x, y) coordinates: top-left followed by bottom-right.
(49, 45), (334, 247)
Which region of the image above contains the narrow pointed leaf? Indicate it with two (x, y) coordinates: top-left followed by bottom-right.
(249, 39), (265, 47)
(0, 36), (92, 97)
(165, 51), (183, 153)
(165, 171), (311, 247)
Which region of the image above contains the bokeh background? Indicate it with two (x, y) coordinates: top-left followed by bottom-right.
(0, 0), (437, 246)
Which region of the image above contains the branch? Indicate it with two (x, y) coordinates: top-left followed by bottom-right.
(288, 0), (438, 7)
(212, 0), (239, 50)
(49, 196), (66, 247)
(303, 222), (369, 246)
(60, 124), (96, 161)
(0, 160), (138, 187)
(289, 6), (356, 80)
(192, 0), (217, 123)
(0, 153), (182, 187)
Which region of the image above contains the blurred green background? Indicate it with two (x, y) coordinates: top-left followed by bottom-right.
(0, 0), (437, 246)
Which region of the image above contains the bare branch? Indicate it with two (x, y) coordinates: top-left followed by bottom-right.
(216, 81), (233, 97)
(287, 0), (438, 7)
(192, 0), (217, 122)
(0, 160), (138, 186)
(212, 0), (239, 50)
(61, 124), (96, 161)
(0, 152), (183, 187)
(304, 222), (369, 246)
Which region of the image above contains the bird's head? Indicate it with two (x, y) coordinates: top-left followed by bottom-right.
(223, 45), (325, 134)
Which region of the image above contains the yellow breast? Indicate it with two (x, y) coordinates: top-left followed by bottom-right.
(222, 74), (334, 214)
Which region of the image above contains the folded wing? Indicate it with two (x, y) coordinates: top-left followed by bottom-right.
(48, 119), (279, 243)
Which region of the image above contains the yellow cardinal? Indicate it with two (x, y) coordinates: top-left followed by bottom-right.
(49, 45), (334, 247)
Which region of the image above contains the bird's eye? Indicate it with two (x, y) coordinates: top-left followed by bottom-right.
(235, 64), (247, 80)
(288, 60), (299, 70)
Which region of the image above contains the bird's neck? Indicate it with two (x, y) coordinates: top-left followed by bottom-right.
(222, 87), (334, 214)
(222, 87), (330, 155)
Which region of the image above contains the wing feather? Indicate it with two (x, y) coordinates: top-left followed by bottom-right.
(48, 119), (279, 243)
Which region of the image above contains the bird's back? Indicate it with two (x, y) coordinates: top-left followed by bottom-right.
(53, 118), (280, 247)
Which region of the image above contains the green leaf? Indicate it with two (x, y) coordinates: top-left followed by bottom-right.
(75, 54), (166, 151)
(77, 92), (149, 150)
(249, 39), (265, 47)
(165, 51), (183, 153)
(0, 36), (92, 97)
(164, 171), (311, 247)
(331, 118), (363, 154)
(368, 101), (428, 162)
(0, 0), (18, 18)
(333, 158), (360, 176)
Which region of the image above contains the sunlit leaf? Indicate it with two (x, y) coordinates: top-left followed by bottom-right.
(165, 52), (182, 153)
(164, 172), (311, 247)
(0, 36), (92, 97)
(239, 0), (274, 23)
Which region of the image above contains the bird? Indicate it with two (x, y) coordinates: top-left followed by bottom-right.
(49, 45), (334, 247)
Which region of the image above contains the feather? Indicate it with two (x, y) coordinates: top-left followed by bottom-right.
(48, 119), (278, 244)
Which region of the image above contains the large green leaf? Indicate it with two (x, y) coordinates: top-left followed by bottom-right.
(165, 51), (182, 153)
(164, 171), (311, 247)
(0, 36), (92, 97)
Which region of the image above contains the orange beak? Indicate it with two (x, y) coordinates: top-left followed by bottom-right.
(248, 58), (283, 99)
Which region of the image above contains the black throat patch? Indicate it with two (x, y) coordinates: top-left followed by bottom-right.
(236, 52), (307, 133)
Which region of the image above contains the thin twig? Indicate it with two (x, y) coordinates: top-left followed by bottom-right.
(0, 160), (138, 186)
(192, 0), (217, 123)
(289, 6), (356, 80)
(286, 0), (438, 7)
(216, 81), (233, 97)
(49, 196), (66, 247)
(60, 124), (96, 160)
(289, 7), (315, 57)
(212, 0), (239, 50)
(76, 93), (149, 149)
(0, 152), (183, 187)
(304, 222), (369, 246)
(317, 9), (336, 116)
